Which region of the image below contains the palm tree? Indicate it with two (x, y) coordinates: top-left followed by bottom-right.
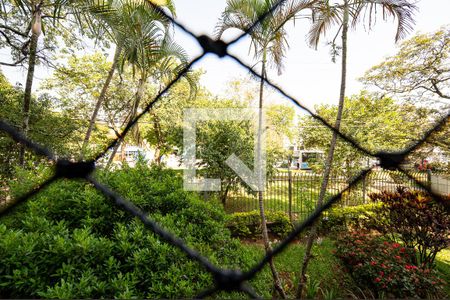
(80, 0), (175, 159)
(296, 1), (416, 297)
(4, 0), (77, 164)
(216, 1), (314, 297)
(102, 2), (192, 168)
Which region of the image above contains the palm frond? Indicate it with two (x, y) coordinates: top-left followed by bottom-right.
(354, 0), (417, 42)
(216, 0), (313, 73)
(307, 3), (342, 49)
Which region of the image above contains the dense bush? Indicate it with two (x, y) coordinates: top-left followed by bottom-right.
(319, 203), (381, 233)
(226, 210), (292, 238)
(335, 231), (446, 298)
(0, 165), (253, 298)
(368, 187), (450, 268)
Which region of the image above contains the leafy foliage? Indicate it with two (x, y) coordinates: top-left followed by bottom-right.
(40, 52), (138, 154)
(0, 165), (250, 298)
(335, 231), (446, 298)
(0, 0), (95, 68)
(319, 203), (382, 234)
(0, 72), (79, 180)
(298, 92), (439, 177)
(166, 89), (295, 204)
(362, 26), (450, 104)
(216, 0), (312, 74)
(368, 187), (450, 268)
(226, 210), (292, 238)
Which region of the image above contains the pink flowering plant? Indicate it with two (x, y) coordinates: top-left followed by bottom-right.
(334, 231), (446, 298)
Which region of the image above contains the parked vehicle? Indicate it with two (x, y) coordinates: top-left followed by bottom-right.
(295, 150), (324, 170)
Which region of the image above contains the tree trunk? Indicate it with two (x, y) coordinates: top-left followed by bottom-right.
(80, 45), (121, 159)
(220, 182), (231, 205)
(153, 147), (161, 165)
(130, 76), (145, 145)
(296, 2), (349, 298)
(19, 6), (41, 165)
(105, 138), (121, 170)
(151, 111), (164, 166)
(258, 50), (286, 299)
(120, 140), (126, 161)
(105, 75), (146, 170)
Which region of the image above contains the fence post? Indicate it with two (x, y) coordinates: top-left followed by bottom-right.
(362, 173), (367, 204)
(427, 169), (432, 189)
(288, 168), (293, 222)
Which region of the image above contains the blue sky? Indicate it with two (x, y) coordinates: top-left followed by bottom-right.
(1, 0), (449, 111)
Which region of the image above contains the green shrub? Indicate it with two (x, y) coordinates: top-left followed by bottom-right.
(319, 203), (381, 234)
(368, 187), (450, 268)
(226, 210), (292, 238)
(0, 165), (251, 298)
(334, 231), (446, 298)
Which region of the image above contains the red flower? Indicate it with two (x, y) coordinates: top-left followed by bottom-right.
(395, 255), (401, 260)
(392, 243), (401, 249)
(374, 277), (381, 283)
(370, 261), (377, 266)
(405, 265), (418, 270)
(400, 247), (406, 253)
(379, 271), (384, 277)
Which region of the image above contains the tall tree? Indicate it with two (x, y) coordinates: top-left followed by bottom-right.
(0, 0), (72, 164)
(103, 3), (191, 168)
(297, 1), (416, 298)
(361, 26), (450, 106)
(0, 0), (106, 164)
(80, 0), (175, 158)
(216, 1), (313, 297)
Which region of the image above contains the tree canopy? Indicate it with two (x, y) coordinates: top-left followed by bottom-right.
(298, 92), (441, 178)
(362, 26), (450, 105)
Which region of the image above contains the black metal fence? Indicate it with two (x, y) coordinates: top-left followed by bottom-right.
(224, 170), (446, 220)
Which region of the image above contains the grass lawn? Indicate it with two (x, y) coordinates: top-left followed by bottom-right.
(436, 248), (450, 296)
(232, 238), (356, 299)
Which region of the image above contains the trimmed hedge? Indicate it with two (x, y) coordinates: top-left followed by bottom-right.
(226, 210), (292, 238)
(319, 203), (382, 233)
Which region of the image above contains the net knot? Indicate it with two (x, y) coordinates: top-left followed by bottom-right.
(56, 160), (95, 179)
(213, 269), (244, 291)
(376, 151), (405, 170)
(197, 35), (228, 58)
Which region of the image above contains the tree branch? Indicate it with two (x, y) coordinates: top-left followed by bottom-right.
(431, 80), (450, 100)
(0, 24), (28, 37)
(0, 56), (26, 66)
